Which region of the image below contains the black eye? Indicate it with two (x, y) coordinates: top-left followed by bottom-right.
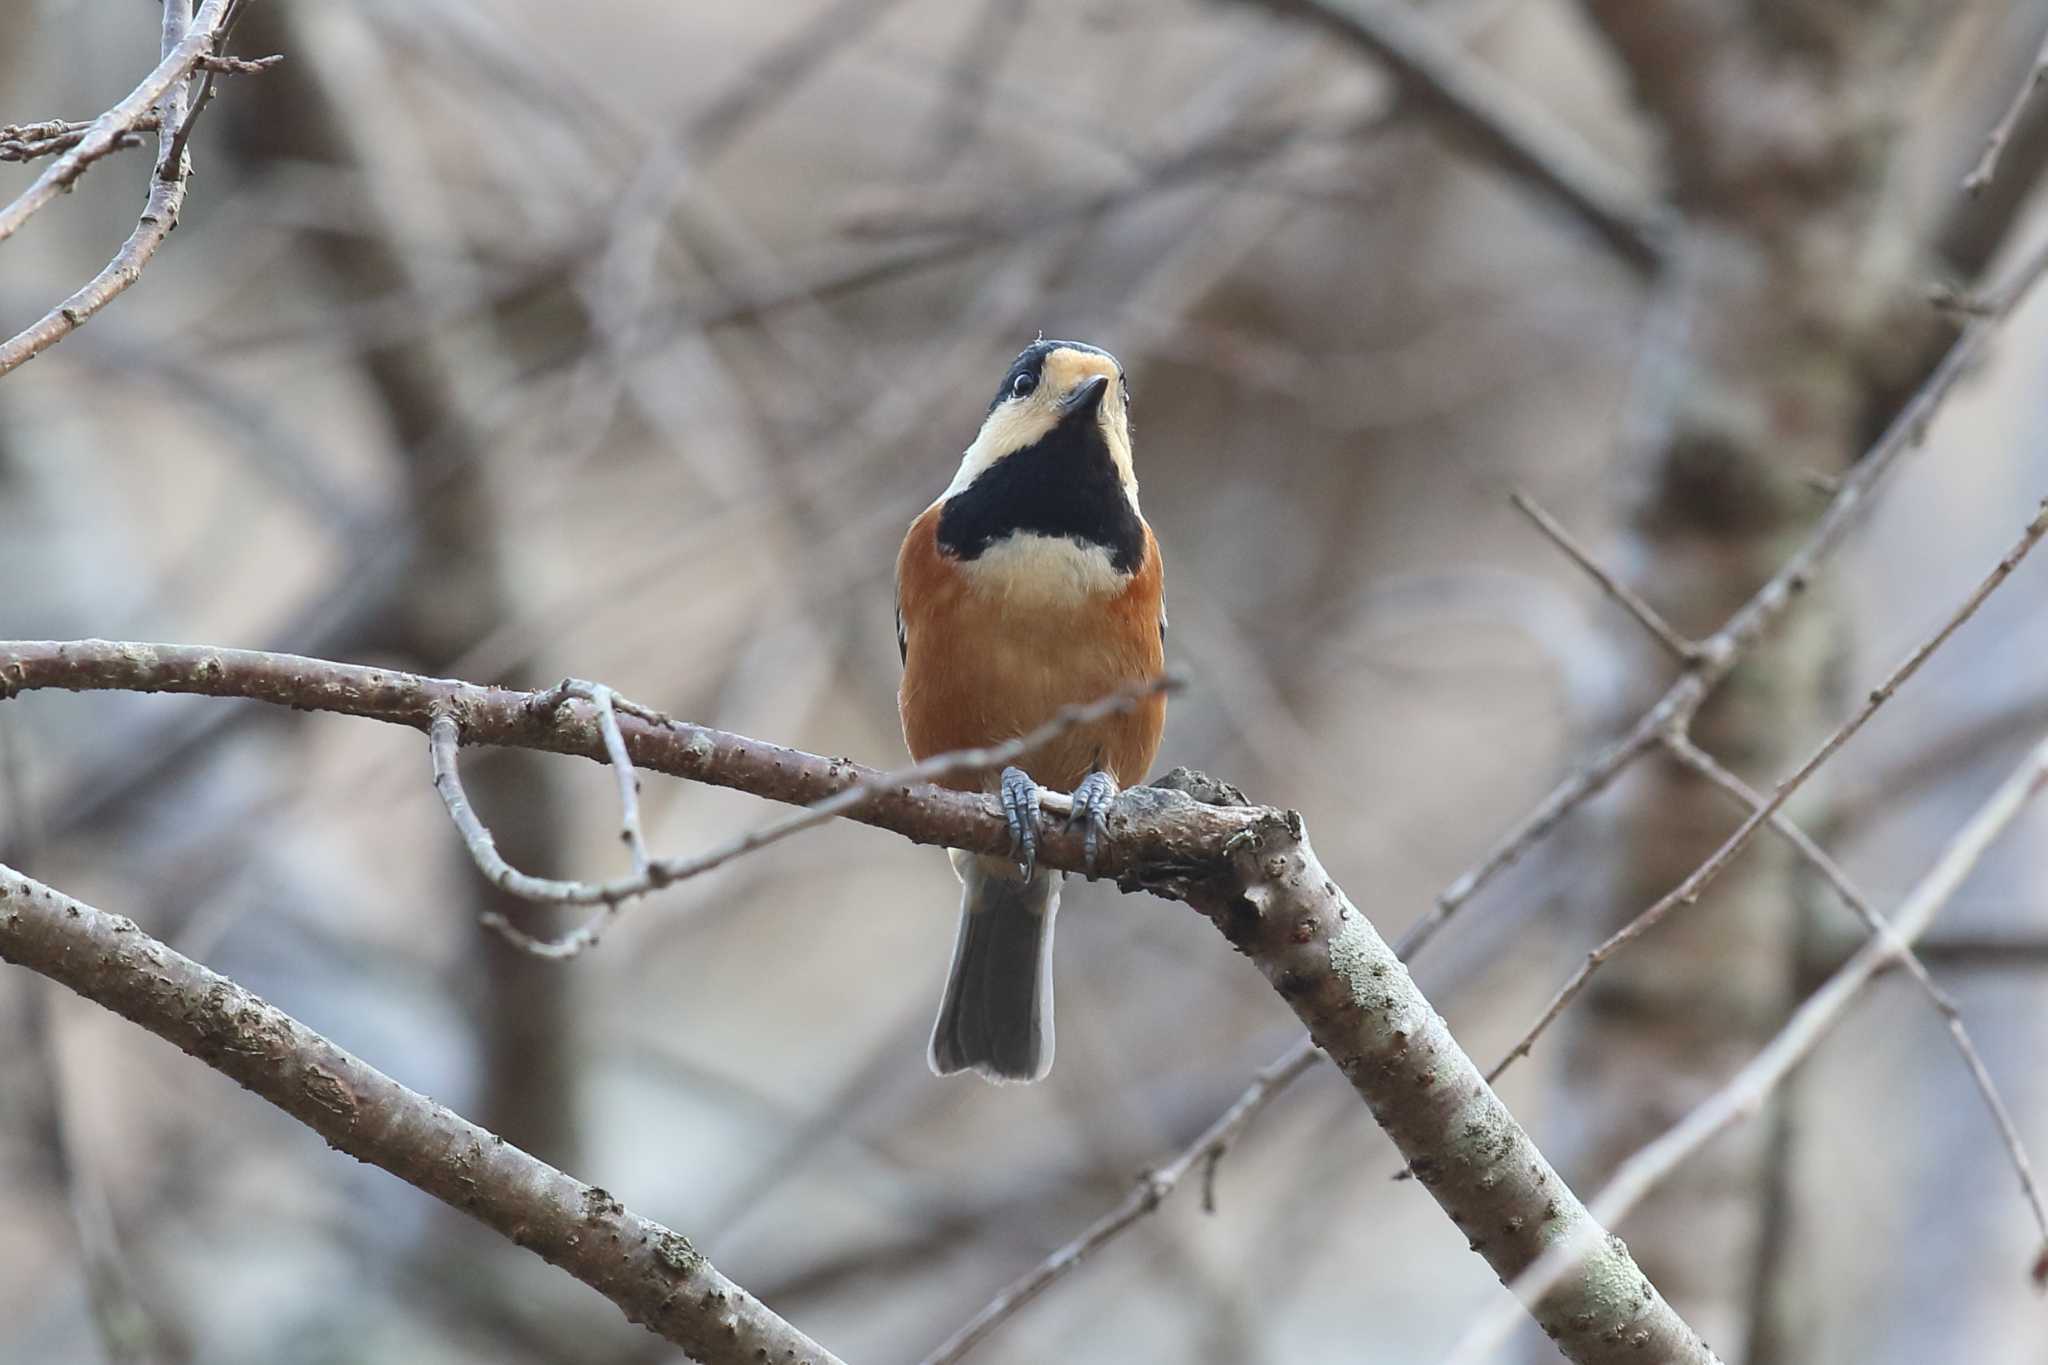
(1011, 371), (1037, 398)
(1120, 379), (1131, 406)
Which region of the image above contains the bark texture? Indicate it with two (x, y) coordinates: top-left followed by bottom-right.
(0, 864), (840, 1365)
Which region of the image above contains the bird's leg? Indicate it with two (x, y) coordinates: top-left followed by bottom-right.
(999, 765), (1043, 879)
(1067, 769), (1118, 875)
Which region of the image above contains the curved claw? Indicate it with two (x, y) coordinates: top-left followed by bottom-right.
(1067, 770), (1118, 875)
(999, 766), (1043, 878)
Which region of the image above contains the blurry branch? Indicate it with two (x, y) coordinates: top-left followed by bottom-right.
(1663, 734), (2048, 1260)
(206, 99), (1376, 365)
(433, 675), (1180, 957)
(1916, 934), (2048, 970)
(1444, 732), (2048, 1365)
(1224, 0), (1669, 271)
(5, 729), (173, 1365)
(1406, 229), (2048, 965)
(23, 987), (175, 1365)
(0, 0), (275, 377)
(0, 639), (1717, 1365)
(836, 109), (1390, 241)
(1826, 691), (2048, 841)
(1489, 496), (2048, 1086)
(1964, 30), (2048, 195)
(1401, 685), (1681, 956)
(919, 0), (1031, 172)
(0, 864), (843, 1365)
(921, 1037), (1321, 1365)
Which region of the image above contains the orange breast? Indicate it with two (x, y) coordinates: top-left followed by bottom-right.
(897, 504), (1166, 794)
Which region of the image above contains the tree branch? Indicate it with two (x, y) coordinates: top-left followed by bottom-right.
(0, 0), (272, 377)
(0, 0), (237, 244)
(0, 862), (843, 1365)
(428, 675), (1177, 956)
(0, 638), (1718, 1364)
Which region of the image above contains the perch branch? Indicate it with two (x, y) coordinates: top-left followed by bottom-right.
(431, 675), (1178, 957)
(0, 638), (1716, 1365)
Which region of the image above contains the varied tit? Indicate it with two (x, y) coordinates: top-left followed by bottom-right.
(895, 339), (1167, 1084)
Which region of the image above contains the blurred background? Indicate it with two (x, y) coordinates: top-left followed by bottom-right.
(4, 1), (2048, 1362)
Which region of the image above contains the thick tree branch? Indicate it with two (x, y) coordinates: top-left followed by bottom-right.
(0, 863), (842, 1365)
(0, 638), (1717, 1364)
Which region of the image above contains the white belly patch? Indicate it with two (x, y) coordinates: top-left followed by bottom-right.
(957, 533), (1127, 607)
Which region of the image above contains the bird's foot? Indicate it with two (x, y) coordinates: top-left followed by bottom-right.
(1067, 770), (1118, 875)
(999, 765), (1043, 878)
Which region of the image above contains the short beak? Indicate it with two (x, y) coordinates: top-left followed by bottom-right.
(1061, 374), (1111, 416)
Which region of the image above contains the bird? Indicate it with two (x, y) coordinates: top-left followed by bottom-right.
(895, 338), (1167, 1083)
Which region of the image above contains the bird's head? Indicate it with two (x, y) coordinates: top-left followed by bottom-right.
(944, 339), (1136, 505)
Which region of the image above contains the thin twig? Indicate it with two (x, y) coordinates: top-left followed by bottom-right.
(432, 675), (1182, 957)
(0, 0), (236, 245)
(0, 118), (160, 164)
(528, 679), (650, 874)
(1488, 497), (2048, 1085)
(194, 52), (282, 76)
(1665, 733), (2048, 1259)
(0, 0), (267, 377)
(1442, 732), (2048, 1365)
(1397, 681), (1695, 957)
(919, 1037), (1321, 1365)
(1963, 32), (2048, 196)
(1509, 489), (1697, 662)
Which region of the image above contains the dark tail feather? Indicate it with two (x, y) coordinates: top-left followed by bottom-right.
(929, 857), (1061, 1083)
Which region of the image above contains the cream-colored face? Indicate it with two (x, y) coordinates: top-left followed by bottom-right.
(942, 346), (1137, 506)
